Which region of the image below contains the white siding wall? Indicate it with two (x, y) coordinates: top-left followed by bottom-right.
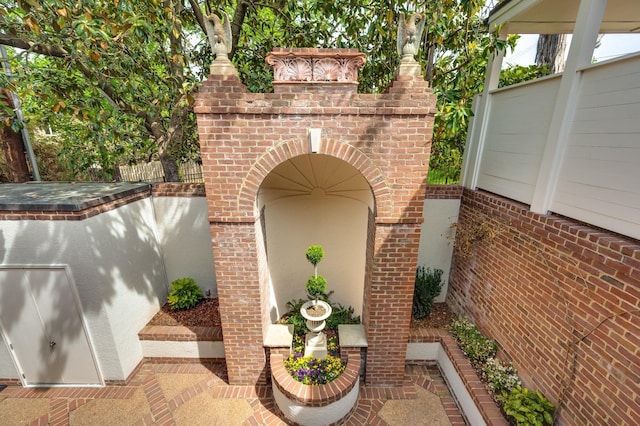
(152, 197), (217, 297)
(477, 76), (561, 204)
(551, 54), (640, 240)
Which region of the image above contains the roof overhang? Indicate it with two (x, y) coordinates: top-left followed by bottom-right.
(489, 0), (640, 34)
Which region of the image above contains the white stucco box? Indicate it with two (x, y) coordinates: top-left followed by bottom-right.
(0, 183), (168, 384)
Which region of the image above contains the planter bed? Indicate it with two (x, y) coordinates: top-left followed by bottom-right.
(270, 351), (361, 426)
(408, 328), (507, 426)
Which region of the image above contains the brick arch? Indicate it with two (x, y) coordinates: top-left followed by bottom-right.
(237, 138), (394, 218)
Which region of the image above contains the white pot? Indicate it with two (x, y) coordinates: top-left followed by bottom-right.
(300, 300), (332, 333)
(300, 300), (332, 321)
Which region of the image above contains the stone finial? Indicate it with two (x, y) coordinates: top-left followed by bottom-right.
(397, 12), (426, 59)
(396, 12), (426, 77)
(205, 11), (238, 76)
(205, 12), (232, 59)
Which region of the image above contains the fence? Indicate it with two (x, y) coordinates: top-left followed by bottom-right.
(117, 160), (203, 183)
(426, 167), (460, 185)
(118, 160), (458, 186)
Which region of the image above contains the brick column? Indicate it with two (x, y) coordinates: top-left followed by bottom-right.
(210, 222), (267, 385)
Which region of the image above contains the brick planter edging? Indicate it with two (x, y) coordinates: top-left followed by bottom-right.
(270, 353), (360, 407)
(138, 325), (222, 342)
(138, 325), (225, 364)
(409, 328), (508, 426)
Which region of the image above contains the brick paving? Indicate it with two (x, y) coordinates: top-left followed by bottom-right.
(0, 362), (466, 425)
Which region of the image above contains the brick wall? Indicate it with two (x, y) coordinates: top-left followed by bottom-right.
(425, 184), (463, 200)
(151, 183), (205, 197)
(194, 49), (436, 385)
(448, 189), (640, 425)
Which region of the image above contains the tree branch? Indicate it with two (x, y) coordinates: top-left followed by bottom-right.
(0, 33), (68, 58)
(229, 0), (250, 58)
(188, 0), (207, 35)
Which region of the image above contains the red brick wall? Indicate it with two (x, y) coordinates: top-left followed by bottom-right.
(448, 189), (640, 425)
(195, 51), (436, 385)
(425, 184), (463, 199)
(151, 183), (205, 197)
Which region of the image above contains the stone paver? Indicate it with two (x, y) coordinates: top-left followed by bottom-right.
(0, 362), (465, 425)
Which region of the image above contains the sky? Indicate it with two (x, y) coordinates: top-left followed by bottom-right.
(503, 33), (640, 67)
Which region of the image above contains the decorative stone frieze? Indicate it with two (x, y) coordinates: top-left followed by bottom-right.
(266, 48), (365, 83)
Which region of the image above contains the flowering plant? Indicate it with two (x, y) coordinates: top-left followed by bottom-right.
(450, 317), (498, 368)
(284, 334), (344, 385)
(482, 357), (521, 395)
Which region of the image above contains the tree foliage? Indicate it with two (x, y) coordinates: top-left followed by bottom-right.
(1, 0), (541, 182)
(1, 0), (202, 180)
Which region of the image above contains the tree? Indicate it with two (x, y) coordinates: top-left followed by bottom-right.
(1, 0), (520, 182)
(0, 87), (30, 182)
(535, 34), (567, 74)
(0, 0), (204, 180)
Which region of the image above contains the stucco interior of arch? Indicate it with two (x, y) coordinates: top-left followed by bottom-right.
(256, 153), (375, 321)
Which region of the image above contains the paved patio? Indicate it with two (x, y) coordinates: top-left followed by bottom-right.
(0, 361), (464, 425)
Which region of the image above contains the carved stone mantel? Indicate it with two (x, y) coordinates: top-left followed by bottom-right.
(265, 48), (366, 90)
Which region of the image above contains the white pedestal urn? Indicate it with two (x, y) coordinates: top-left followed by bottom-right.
(300, 300), (332, 359)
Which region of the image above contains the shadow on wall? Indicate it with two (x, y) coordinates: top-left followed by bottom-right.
(0, 196), (167, 384)
(152, 196), (217, 298)
(259, 154), (372, 322)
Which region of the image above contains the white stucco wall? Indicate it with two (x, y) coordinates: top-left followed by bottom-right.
(0, 333), (17, 379)
(0, 198), (167, 382)
(263, 194), (368, 321)
(84, 199), (167, 379)
(417, 198), (460, 302)
(140, 340), (224, 359)
(0, 219), (118, 380)
(152, 197), (217, 297)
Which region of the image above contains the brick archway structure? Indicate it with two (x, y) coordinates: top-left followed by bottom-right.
(238, 138), (393, 219)
(195, 49), (436, 386)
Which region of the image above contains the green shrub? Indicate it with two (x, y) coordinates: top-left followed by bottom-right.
(167, 277), (203, 310)
(305, 245), (325, 267)
(449, 318), (498, 368)
(412, 266), (444, 319)
(326, 303), (359, 329)
(499, 386), (555, 426)
(306, 275), (327, 299)
(482, 357), (521, 395)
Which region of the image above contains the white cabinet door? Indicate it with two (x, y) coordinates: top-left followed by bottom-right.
(0, 268), (102, 386)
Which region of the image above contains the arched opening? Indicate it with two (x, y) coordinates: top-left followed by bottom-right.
(257, 154), (374, 322)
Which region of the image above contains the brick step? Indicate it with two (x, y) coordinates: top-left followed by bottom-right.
(138, 325), (222, 342)
(138, 325), (224, 362)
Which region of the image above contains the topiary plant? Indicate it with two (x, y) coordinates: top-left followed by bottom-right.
(306, 275), (327, 300)
(305, 245), (327, 302)
(167, 277), (203, 310)
(305, 245), (324, 272)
